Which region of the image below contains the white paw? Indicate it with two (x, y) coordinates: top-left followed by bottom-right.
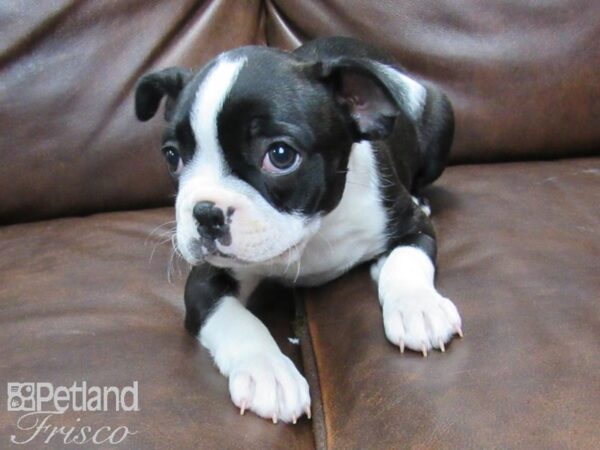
(228, 351), (311, 424)
(382, 287), (462, 356)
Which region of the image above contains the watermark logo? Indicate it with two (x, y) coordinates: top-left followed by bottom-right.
(7, 383), (36, 412)
(6, 381), (139, 445)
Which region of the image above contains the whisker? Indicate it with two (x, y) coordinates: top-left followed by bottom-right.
(284, 242), (294, 274)
(145, 220), (177, 246)
(293, 254), (302, 284)
(167, 232), (187, 284)
(148, 226), (177, 264)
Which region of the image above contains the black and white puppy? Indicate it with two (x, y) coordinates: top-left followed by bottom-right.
(135, 37), (462, 424)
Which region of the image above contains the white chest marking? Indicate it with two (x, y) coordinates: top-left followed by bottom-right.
(276, 141), (388, 285)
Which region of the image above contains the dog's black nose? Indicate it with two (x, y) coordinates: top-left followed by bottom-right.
(193, 201), (227, 240)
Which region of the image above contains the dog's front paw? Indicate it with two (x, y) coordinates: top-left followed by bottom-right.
(228, 351), (311, 424)
(382, 287), (462, 356)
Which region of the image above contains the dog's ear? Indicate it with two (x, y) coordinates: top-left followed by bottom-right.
(311, 58), (400, 140)
(135, 67), (193, 122)
(311, 57), (454, 185)
(312, 57), (433, 140)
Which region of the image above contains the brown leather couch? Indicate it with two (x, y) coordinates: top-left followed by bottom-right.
(1, 1), (599, 449)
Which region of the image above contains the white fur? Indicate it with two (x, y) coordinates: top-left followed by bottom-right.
(239, 141), (388, 286)
(188, 58), (240, 178)
(192, 139), (387, 422)
(200, 296), (310, 423)
(176, 57), (243, 264)
(375, 62), (427, 122)
(176, 60), (448, 424)
(175, 58), (321, 266)
(376, 246), (462, 352)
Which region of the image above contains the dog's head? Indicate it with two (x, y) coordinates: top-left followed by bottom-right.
(135, 45), (448, 268)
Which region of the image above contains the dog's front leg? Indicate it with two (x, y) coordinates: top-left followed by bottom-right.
(372, 234), (463, 356)
(184, 265), (310, 423)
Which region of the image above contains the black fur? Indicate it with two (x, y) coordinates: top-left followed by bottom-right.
(398, 233), (438, 263)
(135, 67), (193, 122)
(184, 265), (238, 336)
(134, 37), (455, 330)
(217, 47), (355, 215)
(292, 37), (453, 256)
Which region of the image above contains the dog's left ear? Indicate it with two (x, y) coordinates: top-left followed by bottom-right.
(311, 58), (401, 140)
(311, 57), (443, 136)
(312, 57), (454, 185)
(135, 67), (193, 122)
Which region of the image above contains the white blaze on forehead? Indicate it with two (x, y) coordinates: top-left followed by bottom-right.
(186, 57), (246, 179)
(175, 57), (246, 265)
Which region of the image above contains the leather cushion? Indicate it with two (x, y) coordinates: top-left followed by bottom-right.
(0, 0), (264, 224)
(0, 208), (314, 449)
(300, 157), (600, 449)
(266, 0), (600, 164)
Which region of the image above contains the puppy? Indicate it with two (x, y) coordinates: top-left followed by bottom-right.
(135, 37), (462, 424)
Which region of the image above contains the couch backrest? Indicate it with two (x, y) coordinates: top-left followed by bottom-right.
(1, 0), (598, 224)
(266, 0), (600, 164)
(0, 0), (264, 224)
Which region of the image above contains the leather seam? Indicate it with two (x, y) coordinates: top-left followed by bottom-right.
(293, 289), (328, 450)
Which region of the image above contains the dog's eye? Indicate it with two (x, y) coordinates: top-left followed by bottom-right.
(162, 145), (182, 175)
(262, 142), (301, 174)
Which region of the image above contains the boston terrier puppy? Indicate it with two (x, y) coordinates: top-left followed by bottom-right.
(135, 37), (462, 424)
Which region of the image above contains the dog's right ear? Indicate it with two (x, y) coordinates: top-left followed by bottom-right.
(135, 67), (193, 122)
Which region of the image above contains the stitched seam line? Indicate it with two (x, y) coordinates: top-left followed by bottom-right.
(293, 289), (327, 450)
